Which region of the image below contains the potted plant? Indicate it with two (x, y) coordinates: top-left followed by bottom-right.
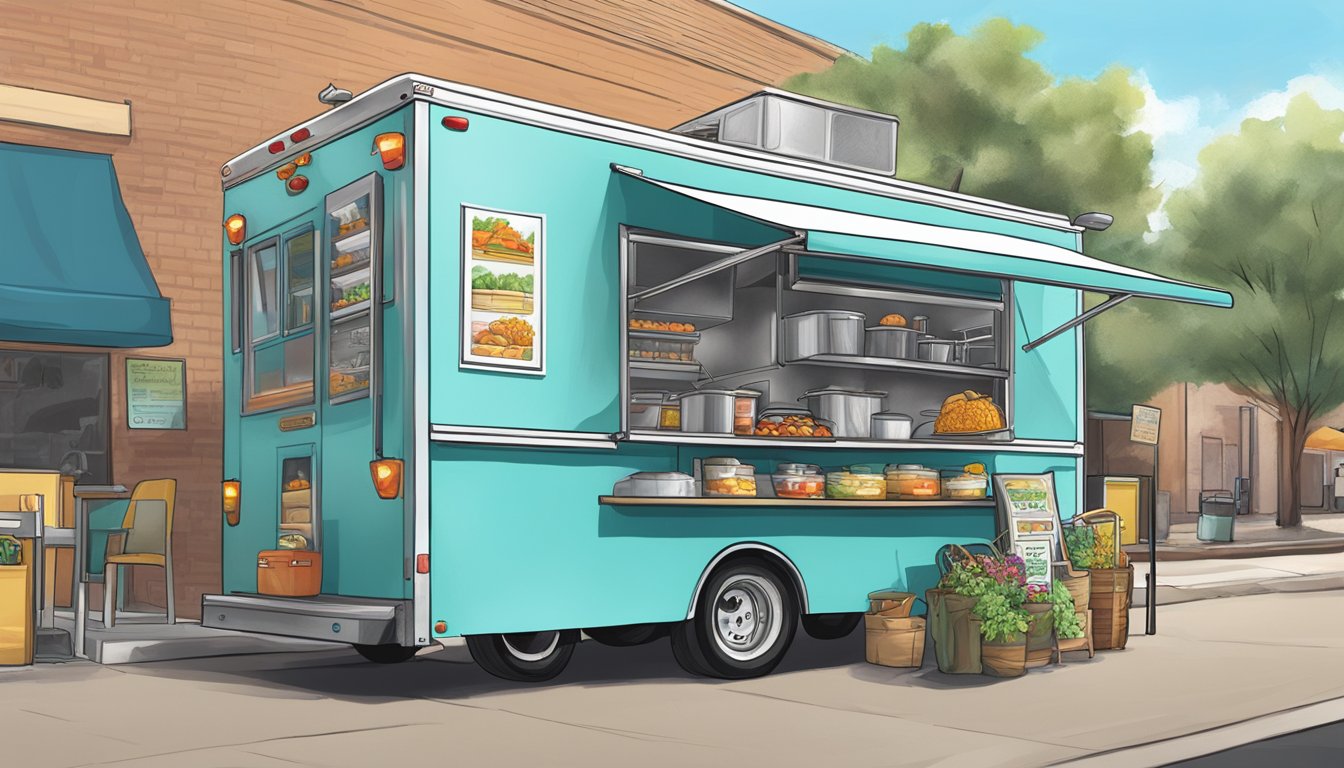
(971, 553), (1030, 677)
(1024, 581), (1085, 667)
(928, 554), (990, 674)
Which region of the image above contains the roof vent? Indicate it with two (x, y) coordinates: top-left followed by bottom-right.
(671, 90), (898, 176)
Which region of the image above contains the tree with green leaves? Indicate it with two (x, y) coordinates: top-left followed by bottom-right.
(783, 18), (1168, 416)
(1093, 95), (1344, 527)
(783, 19), (1160, 262)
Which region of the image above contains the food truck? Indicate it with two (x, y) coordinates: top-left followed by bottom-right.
(203, 74), (1231, 681)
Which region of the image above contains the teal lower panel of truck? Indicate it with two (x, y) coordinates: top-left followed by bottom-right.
(428, 442), (1077, 637)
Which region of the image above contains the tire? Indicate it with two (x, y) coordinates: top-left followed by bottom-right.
(466, 629), (579, 682)
(353, 643), (420, 664)
(801, 612), (862, 640)
(670, 558), (798, 679)
(584, 623), (672, 647)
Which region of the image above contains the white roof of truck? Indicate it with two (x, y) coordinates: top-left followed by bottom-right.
(222, 73), (1079, 233)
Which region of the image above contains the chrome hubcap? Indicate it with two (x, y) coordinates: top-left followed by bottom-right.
(501, 631), (560, 662)
(713, 575), (782, 661)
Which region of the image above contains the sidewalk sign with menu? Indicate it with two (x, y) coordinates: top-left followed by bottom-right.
(994, 472), (1065, 587)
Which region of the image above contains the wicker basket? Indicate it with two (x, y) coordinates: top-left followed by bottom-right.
(1089, 563), (1134, 650)
(864, 614), (926, 668)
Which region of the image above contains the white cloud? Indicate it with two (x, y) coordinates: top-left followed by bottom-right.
(1133, 73), (1201, 140)
(1241, 74), (1344, 121)
(1135, 71), (1344, 238)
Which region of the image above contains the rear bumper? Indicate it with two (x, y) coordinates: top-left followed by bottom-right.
(201, 593), (413, 646)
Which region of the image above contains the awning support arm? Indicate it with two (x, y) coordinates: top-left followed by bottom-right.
(628, 235), (804, 303)
(1022, 293), (1132, 353)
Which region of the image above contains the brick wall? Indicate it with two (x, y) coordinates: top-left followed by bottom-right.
(0, 0), (842, 617)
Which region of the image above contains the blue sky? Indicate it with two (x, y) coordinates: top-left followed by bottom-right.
(735, 1), (1344, 229)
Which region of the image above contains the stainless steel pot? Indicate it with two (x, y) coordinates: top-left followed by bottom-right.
(678, 389), (737, 434)
(612, 472), (695, 497)
(917, 338), (957, 363)
(783, 310), (865, 360)
(798, 387), (886, 438)
(871, 412), (913, 440)
(864, 326), (921, 359)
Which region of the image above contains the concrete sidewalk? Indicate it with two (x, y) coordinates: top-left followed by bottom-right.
(5, 591), (1344, 768)
(1135, 550), (1344, 607)
(1126, 512), (1344, 561)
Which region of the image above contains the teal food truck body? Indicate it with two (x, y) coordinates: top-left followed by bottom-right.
(203, 75), (1230, 680)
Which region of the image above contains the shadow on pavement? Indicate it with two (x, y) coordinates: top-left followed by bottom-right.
(112, 625), (868, 701)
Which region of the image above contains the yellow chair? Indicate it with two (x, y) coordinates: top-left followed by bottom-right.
(103, 479), (176, 628)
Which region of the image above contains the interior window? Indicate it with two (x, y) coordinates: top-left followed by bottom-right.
(285, 229), (315, 332)
(245, 230), (315, 412)
(250, 242), (279, 341)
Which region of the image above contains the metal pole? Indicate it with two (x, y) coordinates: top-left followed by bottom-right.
(1146, 440), (1158, 634)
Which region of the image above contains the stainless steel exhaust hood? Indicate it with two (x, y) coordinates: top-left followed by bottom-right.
(671, 89), (898, 176)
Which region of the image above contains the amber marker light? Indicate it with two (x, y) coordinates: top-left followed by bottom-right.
(222, 480), (241, 526)
(372, 132), (406, 170)
(370, 458), (404, 499)
(224, 214), (246, 245)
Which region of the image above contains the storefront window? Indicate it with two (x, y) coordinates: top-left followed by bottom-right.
(0, 351), (110, 484)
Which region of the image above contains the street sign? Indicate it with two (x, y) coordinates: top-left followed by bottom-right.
(1131, 404), (1161, 445)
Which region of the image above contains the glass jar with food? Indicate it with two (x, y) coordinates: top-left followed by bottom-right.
(733, 389), (760, 435)
(752, 407), (834, 438)
(771, 463), (825, 499)
(942, 463), (990, 499)
(825, 468), (887, 500)
(943, 472), (989, 499)
(884, 464), (942, 499)
(659, 402), (681, 430)
(703, 461), (758, 497)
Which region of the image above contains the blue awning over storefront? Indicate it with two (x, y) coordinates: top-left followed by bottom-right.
(0, 143), (172, 348)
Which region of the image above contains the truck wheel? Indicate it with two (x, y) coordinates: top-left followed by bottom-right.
(353, 643), (420, 664)
(670, 558), (798, 679)
(801, 612), (862, 640)
(584, 623), (672, 647)
(466, 629), (578, 682)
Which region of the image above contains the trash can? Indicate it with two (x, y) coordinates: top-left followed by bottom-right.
(1197, 491), (1236, 542)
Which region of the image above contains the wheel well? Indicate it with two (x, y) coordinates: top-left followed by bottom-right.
(686, 543), (809, 619)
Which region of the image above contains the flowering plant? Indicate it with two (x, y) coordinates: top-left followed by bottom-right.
(938, 550), (1031, 642)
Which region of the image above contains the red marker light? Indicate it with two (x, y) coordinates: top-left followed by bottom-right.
(416, 554), (430, 574)
(267, 140), (285, 154)
(434, 621), (447, 634)
(290, 127), (311, 142)
(286, 175), (309, 193)
(441, 116), (469, 131)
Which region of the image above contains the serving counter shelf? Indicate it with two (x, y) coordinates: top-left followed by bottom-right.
(624, 430), (1082, 455)
(599, 496), (994, 508)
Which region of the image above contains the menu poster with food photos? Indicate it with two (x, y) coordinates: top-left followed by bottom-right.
(460, 205), (545, 375)
(994, 472), (1066, 562)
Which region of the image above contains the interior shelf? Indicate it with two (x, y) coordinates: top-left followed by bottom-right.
(599, 495), (995, 508)
(628, 359), (703, 382)
(784, 353), (1009, 380)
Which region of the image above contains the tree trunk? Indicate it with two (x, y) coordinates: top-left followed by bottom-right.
(1276, 405), (1308, 528)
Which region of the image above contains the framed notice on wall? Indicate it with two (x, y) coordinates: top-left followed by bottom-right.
(460, 205), (545, 376)
(126, 357), (186, 430)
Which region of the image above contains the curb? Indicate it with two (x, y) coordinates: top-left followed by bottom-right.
(1132, 571), (1344, 607)
(1125, 537), (1344, 562)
